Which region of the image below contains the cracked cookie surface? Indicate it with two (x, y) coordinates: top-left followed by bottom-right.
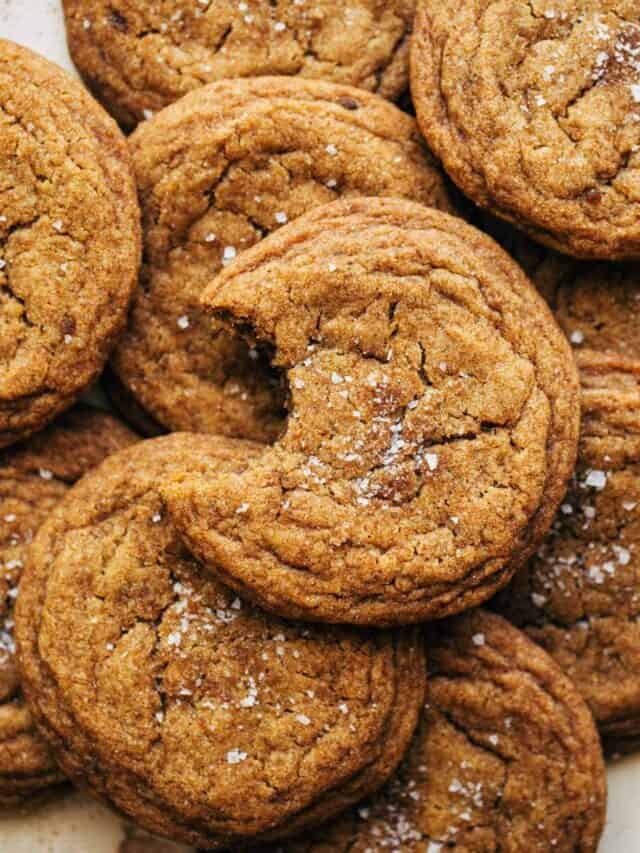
(63, 0), (415, 128)
(412, 0), (640, 259)
(0, 39), (141, 449)
(0, 406), (136, 806)
(495, 349), (640, 737)
(162, 197), (580, 626)
(15, 433), (425, 847)
(112, 78), (451, 443)
(261, 610), (606, 853)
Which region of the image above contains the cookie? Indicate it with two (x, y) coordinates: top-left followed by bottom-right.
(63, 0), (416, 129)
(15, 434), (426, 847)
(495, 349), (640, 737)
(0, 39), (141, 449)
(162, 197), (580, 626)
(411, 1), (640, 259)
(0, 406), (136, 806)
(261, 610), (606, 853)
(480, 216), (640, 360)
(111, 78), (451, 443)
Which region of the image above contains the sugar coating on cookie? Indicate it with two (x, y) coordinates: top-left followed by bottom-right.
(411, 1), (640, 259)
(163, 197), (580, 626)
(112, 77), (451, 442)
(0, 39), (141, 449)
(62, 0), (415, 127)
(496, 349), (640, 737)
(15, 434), (425, 847)
(0, 406), (136, 805)
(262, 611), (606, 853)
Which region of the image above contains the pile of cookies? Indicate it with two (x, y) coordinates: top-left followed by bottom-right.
(3, 0), (640, 849)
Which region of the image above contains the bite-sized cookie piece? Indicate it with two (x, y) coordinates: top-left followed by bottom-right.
(63, 0), (416, 128)
(112, 78), (451, 443)
(261, 610), (606, 853)
(495, 349), (640, 737)
(163, 197), (580, 626)
(0, 40), (141, 449)
(411, 1), (640, 259)
(15, 434), (425, 847)
(0, 406), (136, 806)
(480, 216), (640, 359)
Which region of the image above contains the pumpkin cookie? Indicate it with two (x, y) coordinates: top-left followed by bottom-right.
(495, 349), (640, 737)
(0, 40), (141, 449)
(411, 1), (640, 259)
(163, 197), (580, 626)
(15, 434), (425, 847)
(0, 406), (136, 806)
(479, 216), (640, 359)
(111, 78), (451, 443)
(262, 610), (606, 853)
(63, 0), (415, 129)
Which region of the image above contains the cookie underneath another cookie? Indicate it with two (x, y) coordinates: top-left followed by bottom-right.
(111, 77), (451, 443)
(63, 0), (416, 128)
(495, 349), (640, 737)
(480, 216), (640, 361)
(260, 610), (606, 853)
(0, 40), (140, 449)
(163, 197), (580, 626)
(0, 406), (136, 806)
(16, 434), (425, 847)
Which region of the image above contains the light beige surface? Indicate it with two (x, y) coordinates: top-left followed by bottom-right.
(0, 1), (637, 849)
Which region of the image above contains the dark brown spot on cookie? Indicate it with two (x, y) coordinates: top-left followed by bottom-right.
(109, 8), (129, 32)
(337, 96), (360, 110)
(61, 315), (76, 336)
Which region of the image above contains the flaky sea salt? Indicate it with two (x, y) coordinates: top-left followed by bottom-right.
(425, 453), (439, 471)
(585, 470), (606, 490)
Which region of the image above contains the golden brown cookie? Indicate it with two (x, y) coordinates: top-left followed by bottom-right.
(261, 610), (606, 853)
(63, 0), (416, 129)
(0, 406), (136, 806)
(479, 216), (640, 360)
(495, 349), (640, 737)
(162, 197), (580, 627)
(0, 39), (141, 449)
(111, 78), (451, 442)
(411, 1), (640, 259)
(15, 434), (425, 847)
